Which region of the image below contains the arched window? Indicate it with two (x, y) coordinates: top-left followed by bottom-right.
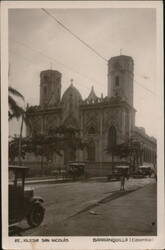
(115, 76), (119, 87)
(87, 140), (95, 161)
(88, 126), (96, 135)
(108, 126), (117, 150)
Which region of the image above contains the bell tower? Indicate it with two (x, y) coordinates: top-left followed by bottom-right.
(40, 70), (62, 107)
(108, 55), (134, 107)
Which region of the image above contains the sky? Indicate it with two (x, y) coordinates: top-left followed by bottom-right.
(8, 7), (157, 138)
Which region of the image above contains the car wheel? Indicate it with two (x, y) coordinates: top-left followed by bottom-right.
(27, 203), (45, 227)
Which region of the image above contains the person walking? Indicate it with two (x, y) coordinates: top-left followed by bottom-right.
(120, 173), (126, 191)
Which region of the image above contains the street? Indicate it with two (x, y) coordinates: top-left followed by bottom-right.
(12, 177), (156, 236)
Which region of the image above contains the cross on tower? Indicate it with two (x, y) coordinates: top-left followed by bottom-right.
(120, 49), (123, 55)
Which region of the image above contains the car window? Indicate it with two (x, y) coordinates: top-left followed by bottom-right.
(9, 169), (24, 188)
(9, 170), (15, 185)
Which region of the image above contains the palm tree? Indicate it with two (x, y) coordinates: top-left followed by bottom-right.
(8, 86), (25, 121)
(9, 86), (25, 164)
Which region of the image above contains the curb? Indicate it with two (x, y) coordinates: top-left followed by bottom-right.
(25, 178), (73, 185)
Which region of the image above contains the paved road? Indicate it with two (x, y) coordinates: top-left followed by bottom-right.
(13, 177), (155, 236)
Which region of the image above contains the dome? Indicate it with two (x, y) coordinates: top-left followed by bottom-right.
(62, 82), (82, 103)
(61, 80), (82, 124)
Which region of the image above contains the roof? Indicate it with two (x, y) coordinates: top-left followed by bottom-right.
(9, 165), (29, 171)
(40, 69), (61, 77)
(86, 86), (98, 102)
(115, 165), (129, 169)
(139, 166), (151, 169)
(139, 163), (153, 168)
(68, 162), (86, 166)
(133, 126), (157, 144)
(108, 55), (133, 63)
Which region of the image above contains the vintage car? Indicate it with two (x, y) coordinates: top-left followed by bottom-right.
(9, 165), (45, 227)
(66, 162), (87, 181)
(51, 168), (67, 179)
(107, 165), (130, 181)
(132, 165), (152, 178)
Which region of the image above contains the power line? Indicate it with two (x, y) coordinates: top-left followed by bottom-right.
(134, 71), (152, 80)
(41, 8), (108, 63)
(41, 8), (156, 96)
(12, 39), (155, 97)
(127, 71), (155, 96)
(134, 79), (155, 96)
(12, 39), (104, 93)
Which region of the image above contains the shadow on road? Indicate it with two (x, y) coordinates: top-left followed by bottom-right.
(66, 188), (139, 220)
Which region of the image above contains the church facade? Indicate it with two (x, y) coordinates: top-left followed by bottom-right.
(26, 55), (156, 175)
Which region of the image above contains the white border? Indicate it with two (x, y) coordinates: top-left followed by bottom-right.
(1, 1), (164, 249)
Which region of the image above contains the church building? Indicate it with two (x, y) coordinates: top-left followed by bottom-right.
(26, 55), (156, 176)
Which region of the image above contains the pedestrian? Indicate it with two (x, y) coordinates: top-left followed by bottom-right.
(120, 173), (126, 191)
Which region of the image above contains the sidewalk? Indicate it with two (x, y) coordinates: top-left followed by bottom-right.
(25, 177), (68, 185)
(25, 176), (107, 185)
(54, 182), (157, 236)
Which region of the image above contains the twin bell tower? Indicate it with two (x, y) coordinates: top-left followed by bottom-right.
(40, 55), (134, 108)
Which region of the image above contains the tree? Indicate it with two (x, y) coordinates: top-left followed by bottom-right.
(9, 125), (87, 174)
(8, 86), (25, 121)
(9, 135), (26, 164)
(8, 86), (29, 165)
(107, 137), (142, 168)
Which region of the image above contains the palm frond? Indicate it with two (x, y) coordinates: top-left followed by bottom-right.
(9, 96), (25, 120)
(23, 112), (32, 127)
(9, 86), (24, 101)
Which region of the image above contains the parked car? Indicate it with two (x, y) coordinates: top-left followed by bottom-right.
(66, 162), (87, 181)
(51, 168), (67, 179)
(139, 166), (152, 177)
(9, 165), (45, 227)
(132, 169), (144, 178)
(132, 166), (152, 178)
(107, 165), (130, 181)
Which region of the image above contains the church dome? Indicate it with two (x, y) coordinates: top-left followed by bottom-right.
(61, 80), (82, 126)
(61, 81), (82, 103)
